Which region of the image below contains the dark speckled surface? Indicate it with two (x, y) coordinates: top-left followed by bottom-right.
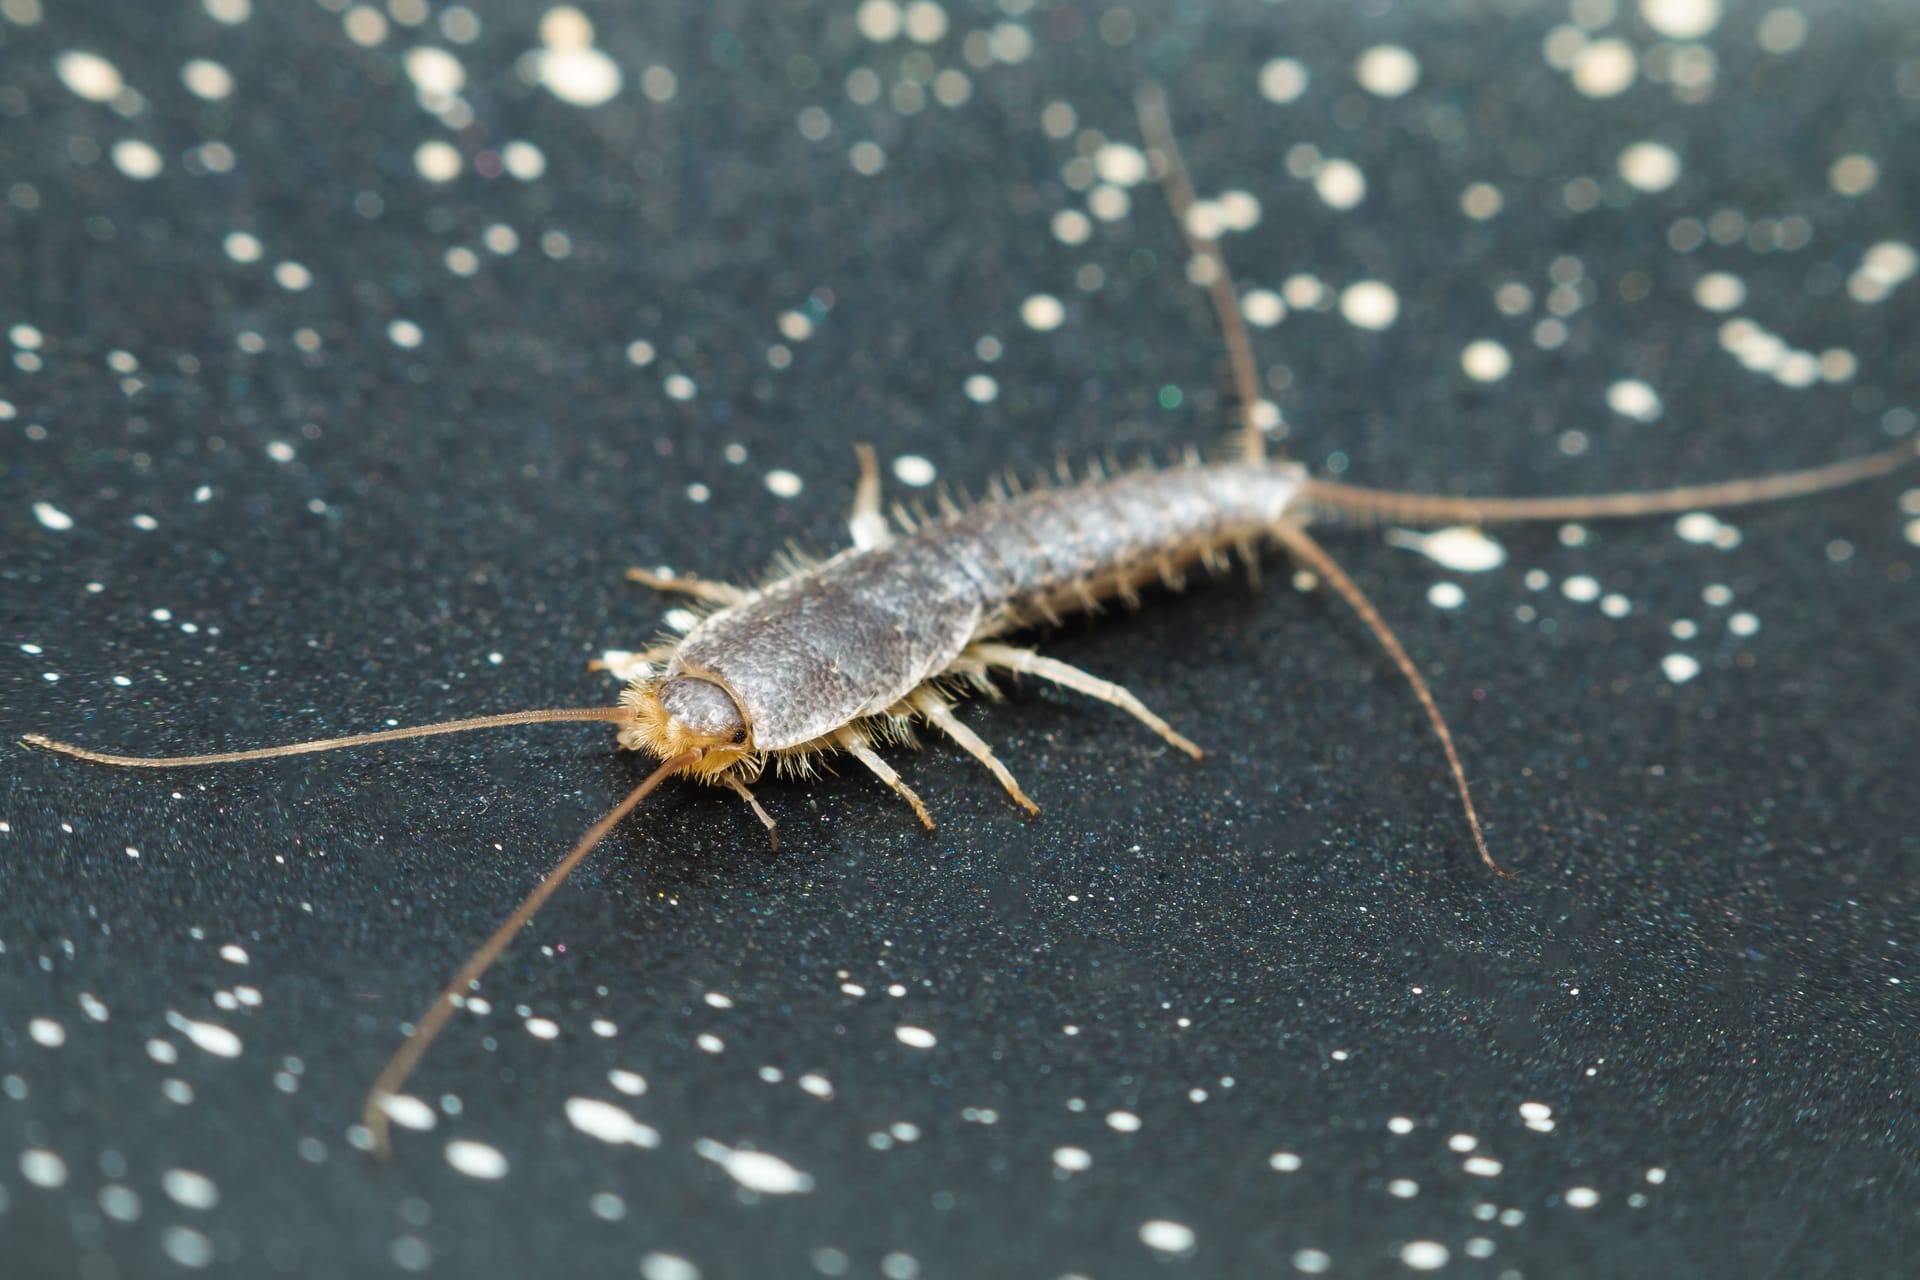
(4, 2), (1918, 1277)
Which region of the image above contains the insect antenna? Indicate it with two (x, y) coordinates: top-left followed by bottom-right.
(1272, 523), (1510, 879)
(1135, 83), (1267, 466)
(362, 747), (700, 1157)
(1139, 82), (1501, 874)
(1303, 438), (1920, 527)
(22, 706), (637, 768)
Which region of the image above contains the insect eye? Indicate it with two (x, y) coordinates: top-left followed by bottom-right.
(729, 729), (747, 745)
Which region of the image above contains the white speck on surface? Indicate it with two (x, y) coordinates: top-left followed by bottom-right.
(1641, 0), (1721, 39)
(112, 139), (164, 180)
(664, 373), (697, 400)
(98, 1184), (142, 1222)
(1314, 158), (1366, 210)
(21, 1148), (68, 1187)
(1562, 575), (1601, 603)
(1259, 57), (1309, 103)
(1849, 241), (1917, 304)
(1355, 45), (1419, 97)
(798, 1073), (833, 1099)
(414, 139), (462, 182)
(204, 0), (250, 23)
(693, 1139), (815, 1194)
(1401, 1240), (1450, 1270)
(1105, 1110), (1142, 1132)
(404, 45), (465, 97)
(1460, 339), (1512, 382)
(1243, 289), (1285, 326)
(1388, 526), (1508, 573)
(224, 230), (263, 263)
(1052, 1146), (1092, 1172)
(1830, 153), (1879, 198)
(855, 0), (901, 42)
(696, 1033), (724, 1054)
(1607, 379), (1663, 422)
(1692, 272), (1745, 312)
(1618, 141), (1681, 193)
(218, 944), (249, 965)
(28, 1017), (65, 1047)
(1094, 142), (1148, 187)
(444, 1139), (509, 1179)
(1662, 653), (1701, 684)
(378, 1094), (438, 1131)
(1021, 293), (1065, 331)
(1293, 1248), (1332, 1273)
(1269, 1151), (1302, 1171)
(1339, 280), (1398, 330)
(388, 319), (424, 348)
(525, 1016), (560, 1040)
(639, 1254), (701, 1280)
(161, 1225), (214, 1268)
(56, 50), (124, 101)
(32, 501), (74, 531)
(538, 45), (621, 106)
(1448, 1133), (1478, 1153)
(165, 1012), (241, 1058)
(1729, 611), (1759, 637)
(266, 440), (295, 463)
(1565, 1185), (1601, 1208)
(1388, 1116), (1416, 1135)
(502, 140), (546, 180)
(1571, 38), (1637, 97)
(565, 1097), (660, 1147)
(895, 1025), (937, 1049)
(1139, 1219), (1197, 1255)
(1676, 511), (1725, 544)
(764, 469), (803, 498)
(892, 454), (936, 487)
(963, 373), (998, 404)
(608, 1069), (647, 1096)
(1427, 582), (1466, 610)
(1463, 1156), (1505, 1176)
(161, 1169), (219, 1210)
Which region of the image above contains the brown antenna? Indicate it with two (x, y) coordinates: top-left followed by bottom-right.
(22, 706), (636, 767)
(1136, 83), (1267, 464)
(1304, 438), (1919, 526)
(363, 749), (701, 1158)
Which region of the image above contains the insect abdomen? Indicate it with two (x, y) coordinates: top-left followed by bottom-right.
(940, 460), (1306, 630)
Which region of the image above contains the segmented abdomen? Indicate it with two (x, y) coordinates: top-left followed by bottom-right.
(933, 459), (1307, 631)
(677, 459), (1305, 751)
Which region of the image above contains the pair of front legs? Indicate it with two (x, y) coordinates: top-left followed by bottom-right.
(618, 447), (1204, 833)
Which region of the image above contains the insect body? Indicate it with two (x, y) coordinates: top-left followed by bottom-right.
(22, 87), (1917, 1155)
(622, 455), (1303, 809)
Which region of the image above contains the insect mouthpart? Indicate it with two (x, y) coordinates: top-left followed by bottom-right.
(617, 674), (752, 776)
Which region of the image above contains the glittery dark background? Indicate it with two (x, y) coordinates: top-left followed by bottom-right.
(4, 2), (1918, 1277)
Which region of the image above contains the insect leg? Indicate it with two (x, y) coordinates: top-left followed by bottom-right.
(967, 642), (1204, 760)
(721, 773), (779, 849)
(847, 443), (894, 551)
(1269, 521), (1510, 879)
(586, 642), (680, 675)
(909, 687), (1039, 815)
(625, 568), (751, 605)
(834, 728), (934, 828)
